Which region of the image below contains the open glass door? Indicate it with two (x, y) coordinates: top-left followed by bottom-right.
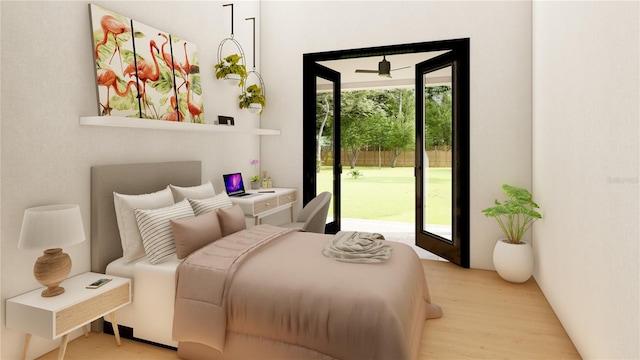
(415, 49), (469, 267)
(303, 60), (341, 234)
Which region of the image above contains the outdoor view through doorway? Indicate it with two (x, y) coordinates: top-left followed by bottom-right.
(303, 39), (469, 266)
(314, 85), (452, 258)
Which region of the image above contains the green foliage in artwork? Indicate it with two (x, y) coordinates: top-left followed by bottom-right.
(109, 88), (138, 112)
(148, 59), (174, 94)
(177, 92), (188, 120)
(190, 74), (202, 96)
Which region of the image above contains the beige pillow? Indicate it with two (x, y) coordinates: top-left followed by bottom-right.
(170, 211), (222, 259)
(217, 204), (246, 237)
(113, 187), (175, 263)
(170, 181), (215, 202)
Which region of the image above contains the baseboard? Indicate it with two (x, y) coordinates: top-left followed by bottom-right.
(103, 321), (177, 351)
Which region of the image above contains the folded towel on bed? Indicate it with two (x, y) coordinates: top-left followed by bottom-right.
(322, 231), (392, 263)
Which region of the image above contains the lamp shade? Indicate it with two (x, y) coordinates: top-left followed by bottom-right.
(18, 204), (85, 250)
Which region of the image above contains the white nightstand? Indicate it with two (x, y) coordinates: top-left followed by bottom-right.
(6, 272), (131, 360)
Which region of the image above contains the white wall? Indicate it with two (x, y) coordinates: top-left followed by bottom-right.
(260, 1), (533, 269)
(532, 1), (639, 359)
(0, 1), (261, 358)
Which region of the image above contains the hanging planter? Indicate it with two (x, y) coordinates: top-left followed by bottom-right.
(215, 4), (247, 88)
(239, 83), (266, 114)
(239, 17), (266, 115)
(215, 53), (247, 87)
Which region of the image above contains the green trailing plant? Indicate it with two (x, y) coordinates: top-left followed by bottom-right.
(481, 184), (542, 244)
(239, 84), (266, 114)
(214, 54), (247, 87)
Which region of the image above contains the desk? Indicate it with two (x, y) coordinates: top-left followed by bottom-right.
(229, 188), (297, 225)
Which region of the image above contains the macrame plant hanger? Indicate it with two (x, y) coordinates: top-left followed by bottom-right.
(242, 17), (266, 114)
(217, 3), (246, 86)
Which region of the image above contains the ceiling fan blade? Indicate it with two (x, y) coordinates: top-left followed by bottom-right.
(390, 66), (411, 72)
(355, 69), (379, 73)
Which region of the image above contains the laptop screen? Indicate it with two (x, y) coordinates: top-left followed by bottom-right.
(223, 173), (246, 196)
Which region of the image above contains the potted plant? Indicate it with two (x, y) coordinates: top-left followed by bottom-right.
(250, 159), (260, 189)
(482, 184), (542, 283)
(239, 84), (266, 114)
(215, 54), (247, 87)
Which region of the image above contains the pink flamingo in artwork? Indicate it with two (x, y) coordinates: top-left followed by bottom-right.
(158, 33), (182, 74)
(123, 40), (161, 117)
(162, 96), (184, 121)
(94, 15), (130, 69)
(96, 68), (138, 115)
(186, 80), (203, 122)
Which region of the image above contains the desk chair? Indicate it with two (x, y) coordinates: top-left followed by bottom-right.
(279, 192), (331, 233)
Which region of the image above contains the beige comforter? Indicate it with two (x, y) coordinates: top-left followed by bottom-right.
(173, 224), (441, 360)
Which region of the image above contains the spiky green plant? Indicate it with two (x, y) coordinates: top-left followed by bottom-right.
(482, 184), (542, 244)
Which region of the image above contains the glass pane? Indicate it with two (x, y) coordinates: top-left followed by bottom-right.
(422, 66), (452, 241)
(316, 76), (334, 224)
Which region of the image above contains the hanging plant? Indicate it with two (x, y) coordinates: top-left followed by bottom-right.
(239, 84), (266, 114)
(214, 54), (247, 87)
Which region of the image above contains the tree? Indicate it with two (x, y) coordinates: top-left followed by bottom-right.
(316, 94), (331, 171)
(341, 91), (384, 168)
(424, 85), (452, 149)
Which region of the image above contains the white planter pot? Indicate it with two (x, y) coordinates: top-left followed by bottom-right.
(247, 103), (262, 114)
(224, 74), (241, 86)
(493, 239), (534, 283)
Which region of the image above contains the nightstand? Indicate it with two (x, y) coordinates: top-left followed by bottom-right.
(6, 272), (131, 360)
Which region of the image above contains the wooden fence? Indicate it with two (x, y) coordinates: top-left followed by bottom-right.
(320, 148), (452, 168)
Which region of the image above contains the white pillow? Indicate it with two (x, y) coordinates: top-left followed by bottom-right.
(113, 187), (174, 263)
(135, 199), (195, 264)
(188, 193), (233, 216)
(169, 181), (215, 202)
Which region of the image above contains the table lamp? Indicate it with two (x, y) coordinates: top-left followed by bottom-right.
(18, 204), (86, 297)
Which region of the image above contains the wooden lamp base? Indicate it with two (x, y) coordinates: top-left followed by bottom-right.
(33, 248), (72, 297)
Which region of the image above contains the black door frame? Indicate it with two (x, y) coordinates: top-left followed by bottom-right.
(302, 62), (341, 234)
(415, 46), (470, 268)
(303, 39), (469, 246)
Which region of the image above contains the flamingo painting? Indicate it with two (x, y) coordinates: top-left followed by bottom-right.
(89, 4), (204, 123)
(96, 68), (138, 115)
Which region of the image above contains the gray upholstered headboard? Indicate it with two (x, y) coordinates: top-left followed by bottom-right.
(90, 161), (201, 274)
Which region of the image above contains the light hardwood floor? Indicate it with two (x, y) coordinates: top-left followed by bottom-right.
(38, 260), (581, 360)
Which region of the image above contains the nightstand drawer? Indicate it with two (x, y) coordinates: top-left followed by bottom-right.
(56, 282), (129, 336)
(253, 198), (277, 214)
(278, 191), (297, 205)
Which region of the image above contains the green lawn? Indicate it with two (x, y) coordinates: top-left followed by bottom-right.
(316, 166), (452, 225)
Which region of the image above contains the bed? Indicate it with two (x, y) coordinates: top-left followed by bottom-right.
(90, 161), (442, 360)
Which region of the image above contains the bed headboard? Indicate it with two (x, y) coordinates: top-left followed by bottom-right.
(90, 161), (201, 274)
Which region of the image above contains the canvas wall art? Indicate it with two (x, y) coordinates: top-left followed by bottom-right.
(90, 4), (204, 123)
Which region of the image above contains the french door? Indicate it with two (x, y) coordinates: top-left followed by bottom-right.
(302, 60), (341, 234)
(415, 47), (470, 267)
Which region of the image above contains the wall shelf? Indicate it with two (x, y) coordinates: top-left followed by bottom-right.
(79, 116), (280, 136)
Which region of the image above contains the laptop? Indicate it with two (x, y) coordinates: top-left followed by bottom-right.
(222, 173), (258, 197)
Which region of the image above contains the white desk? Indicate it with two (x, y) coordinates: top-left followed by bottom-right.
(230, 188), (297, 225)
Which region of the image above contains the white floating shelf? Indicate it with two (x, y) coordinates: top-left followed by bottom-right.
(80, 116), (280, 136)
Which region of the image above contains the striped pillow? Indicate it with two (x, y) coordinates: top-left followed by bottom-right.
(135, 199), (195, 264)
(188, 193), (233, 215)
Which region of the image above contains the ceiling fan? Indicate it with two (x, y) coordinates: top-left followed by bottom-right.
(355, 56), (410, 78)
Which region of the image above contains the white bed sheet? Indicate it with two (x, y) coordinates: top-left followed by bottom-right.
(105, 254), (182, 347)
